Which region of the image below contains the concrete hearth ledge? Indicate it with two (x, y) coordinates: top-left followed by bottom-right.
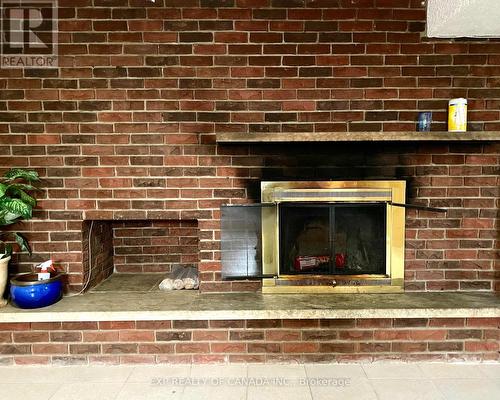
(0, 292), (498, 322)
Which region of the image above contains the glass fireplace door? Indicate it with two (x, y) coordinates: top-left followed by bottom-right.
(279, 203), (387, 276)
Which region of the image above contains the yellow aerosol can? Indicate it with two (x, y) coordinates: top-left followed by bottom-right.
(448, 98), (467, 132)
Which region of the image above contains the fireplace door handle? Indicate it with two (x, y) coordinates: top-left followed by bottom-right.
(387, 201), (447, 213)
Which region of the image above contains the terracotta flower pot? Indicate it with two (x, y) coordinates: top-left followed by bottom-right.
(0, 256), (11, 307)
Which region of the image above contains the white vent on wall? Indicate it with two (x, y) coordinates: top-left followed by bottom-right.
(427, 0), (500, 38)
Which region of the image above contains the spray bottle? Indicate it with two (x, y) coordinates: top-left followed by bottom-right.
(36, 260), (54, 281)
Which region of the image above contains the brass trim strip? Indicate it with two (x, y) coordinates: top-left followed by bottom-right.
(277, 274), (389, 280)
(272, 189), (392, 202)
(262, 285), (404, 294)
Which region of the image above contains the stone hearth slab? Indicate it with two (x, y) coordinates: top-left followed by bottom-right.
(0, 290), (498, 323)
(91, 273), (164, 293)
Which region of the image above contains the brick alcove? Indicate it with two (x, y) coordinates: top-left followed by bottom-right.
(81, 220), (199, 291)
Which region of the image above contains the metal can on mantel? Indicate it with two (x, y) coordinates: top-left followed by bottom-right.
(417, 111), (432, 132)
(448, 98), (467, 132)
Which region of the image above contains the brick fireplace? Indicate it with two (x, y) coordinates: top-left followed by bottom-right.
(0, 0), (498, 367)
(11, 141), (498, 294)
(0, 0), (498, 297)
(222, 180), (408, 293)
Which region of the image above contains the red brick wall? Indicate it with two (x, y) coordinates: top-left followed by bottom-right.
(0, 317), (498, 365)
(112, 220), (199, 273)
(1, 0), (498, 292)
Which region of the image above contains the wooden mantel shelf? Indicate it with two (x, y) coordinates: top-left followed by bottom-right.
(216, 131), (500, 143)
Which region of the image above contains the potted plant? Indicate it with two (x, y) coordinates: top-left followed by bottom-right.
(0, 168), (39, 307)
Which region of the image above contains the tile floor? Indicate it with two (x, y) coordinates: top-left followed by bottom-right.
(0, 362), (498, 400)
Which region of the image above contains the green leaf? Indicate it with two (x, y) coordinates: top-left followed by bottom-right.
(13, 233), (31, 255)
(0, 211), (7, 226)
(0, 243), (12, 258)
(0, 197), (31, 219)
(0, 211), (21, 226)
(8, 183), (39, 193)
(3, 169), (40, 182)
(0, 183), (7, 198)
(8, 187), (37, 208)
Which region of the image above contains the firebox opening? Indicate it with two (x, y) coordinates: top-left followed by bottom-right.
(279, 203), (386, 276)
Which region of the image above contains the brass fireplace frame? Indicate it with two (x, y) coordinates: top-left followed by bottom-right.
(260, 180), (406, 293)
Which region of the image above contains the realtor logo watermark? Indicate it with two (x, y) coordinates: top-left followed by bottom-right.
(0, 0), (57, 68)
(151, 377), (352, 387)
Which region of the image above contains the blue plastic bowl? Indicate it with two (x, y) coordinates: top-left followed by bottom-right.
(10, 273), (63, 309)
